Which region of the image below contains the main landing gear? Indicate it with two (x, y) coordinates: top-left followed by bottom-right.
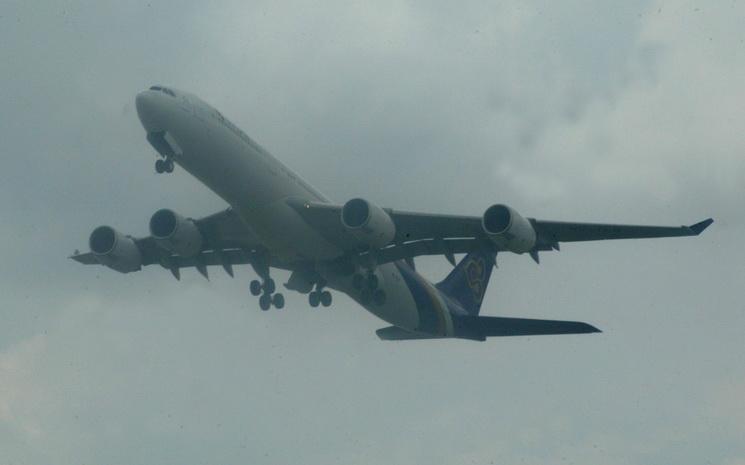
(155, 157), (174, 174)
(308, 284), (332, 308)
(247, 250), (284, 311)
(250, 278), (284, 311)
(352, 271), (386, 306)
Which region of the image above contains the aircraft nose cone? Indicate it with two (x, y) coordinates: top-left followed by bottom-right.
(135, 91), (162, 132)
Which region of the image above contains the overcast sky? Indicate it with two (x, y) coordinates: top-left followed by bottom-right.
(1, 1), (743, 464)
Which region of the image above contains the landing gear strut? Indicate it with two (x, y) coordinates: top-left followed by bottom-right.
(249, 252), (284, 311)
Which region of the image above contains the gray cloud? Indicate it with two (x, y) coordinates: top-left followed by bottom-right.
(0, 0), (743, 464)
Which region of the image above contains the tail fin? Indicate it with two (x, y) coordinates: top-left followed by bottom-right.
(435, 250), (496, 315)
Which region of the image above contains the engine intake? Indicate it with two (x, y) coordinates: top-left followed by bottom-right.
(341, 198), (395, 248)
(149, 209), (203, 257)
(89, 226), (142, 273)
(482, 204), (536, 253)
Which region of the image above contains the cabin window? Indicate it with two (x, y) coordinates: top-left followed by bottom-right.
(149, 86), (175, 97)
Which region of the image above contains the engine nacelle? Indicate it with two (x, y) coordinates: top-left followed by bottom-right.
(149, 209), (203, 257)
(482, 204), (536, 253)
(341, 198), (396, 249)
(89, 226), (142, 273)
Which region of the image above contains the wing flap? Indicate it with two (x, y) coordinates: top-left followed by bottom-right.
(373, 238), (490, 264)
(71, 208), (266, 273)
(388, 210), (483, 243)
(195, 208), (262, 249)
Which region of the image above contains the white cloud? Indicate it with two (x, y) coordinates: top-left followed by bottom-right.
(0, 1), (743, 464)
(710, 375), (745, 434)
(722, 460), (745, 465)
(515, 0), (745, 217)
(0, 334), (48, 438)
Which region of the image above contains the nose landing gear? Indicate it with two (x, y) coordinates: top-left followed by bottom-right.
(155, 157), (174, 174)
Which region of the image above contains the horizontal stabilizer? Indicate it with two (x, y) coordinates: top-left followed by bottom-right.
(376, 326), (444, 341)
(457, 315), (601, 339)
(377, 316), (601, 341)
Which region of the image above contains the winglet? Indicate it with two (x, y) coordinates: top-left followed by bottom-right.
(688, 218), (714, 235)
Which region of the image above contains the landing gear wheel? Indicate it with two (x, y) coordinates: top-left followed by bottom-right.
(272, 293), (285, 309)
(155, 159), (165, 173)
(309, 291), (320, 308)
(359, 289), (372, 305)
(263, 278), (276, 294)
(259, 293), (271, 311)
(352, 273), (364, 290)
(164, 158), (174, 173)
(366, 273), (379, 290)
(249, 280), (262, 296)
(373, 289), (387, 306)
(320, 290), (332, 307)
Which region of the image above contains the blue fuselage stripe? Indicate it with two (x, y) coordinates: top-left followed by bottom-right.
(394, 261), (446, 334)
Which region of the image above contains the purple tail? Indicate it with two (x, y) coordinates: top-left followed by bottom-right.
(435, 250), (496, 315)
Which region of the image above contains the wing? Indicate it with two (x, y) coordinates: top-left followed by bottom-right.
(533, 218), (714, 243)
(70, 208), (272, 278)
(289, 199), (713, 265)
(287, 199), (482, 247)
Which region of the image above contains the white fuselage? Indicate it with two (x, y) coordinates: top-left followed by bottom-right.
(135, 88), (452, 333)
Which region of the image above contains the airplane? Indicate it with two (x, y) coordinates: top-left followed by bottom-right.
(71, 85), (713, 341)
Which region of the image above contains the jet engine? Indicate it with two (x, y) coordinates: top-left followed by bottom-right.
(89, 226), (142, 273)
(149, 209), (203, 257)
(341, 198), (396, 248)
(481, 204), (536, 253)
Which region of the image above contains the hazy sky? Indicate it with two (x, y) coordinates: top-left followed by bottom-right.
(1, 1), (743, 464)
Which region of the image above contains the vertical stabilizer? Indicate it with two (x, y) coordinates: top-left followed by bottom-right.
(435, 250), (496, 315)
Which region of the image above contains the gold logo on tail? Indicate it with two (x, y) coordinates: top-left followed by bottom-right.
(464, 257), (487, 303)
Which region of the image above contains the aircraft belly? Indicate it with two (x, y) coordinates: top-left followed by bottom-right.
(170, 117), (342, 261)
(393, 262), (454, 337)
(235, 201), (342, 261)
(327, 263), (420, 330)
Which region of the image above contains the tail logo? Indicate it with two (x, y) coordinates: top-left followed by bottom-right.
(464, 257), (487, 303)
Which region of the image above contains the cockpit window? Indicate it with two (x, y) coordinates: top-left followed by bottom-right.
(149, 86), (176, 97)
